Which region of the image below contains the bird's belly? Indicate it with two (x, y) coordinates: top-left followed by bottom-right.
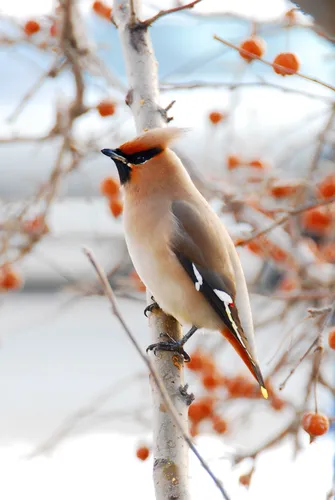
(126, 238), (221, 331)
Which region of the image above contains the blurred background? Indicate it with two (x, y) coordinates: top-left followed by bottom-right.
(0, 0), (334, 498)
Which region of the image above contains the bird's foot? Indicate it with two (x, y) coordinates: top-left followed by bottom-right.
(146, 337), (191, 362)
(144, 299), (160, 317)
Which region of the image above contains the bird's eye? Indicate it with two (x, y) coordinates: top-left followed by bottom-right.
(126, 147), (163, 165)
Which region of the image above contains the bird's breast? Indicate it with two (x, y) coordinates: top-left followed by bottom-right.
(124, 230), (221, 330)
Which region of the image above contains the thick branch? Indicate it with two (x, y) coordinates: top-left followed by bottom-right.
(84, 248), (230, 500)
(112, 2), (230, 498)
(113, 2), (187, 499)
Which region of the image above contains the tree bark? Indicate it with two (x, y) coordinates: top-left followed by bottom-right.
(113, 2), (190, 499)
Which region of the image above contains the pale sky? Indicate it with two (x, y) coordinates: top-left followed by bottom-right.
(0, 0), (292, 20)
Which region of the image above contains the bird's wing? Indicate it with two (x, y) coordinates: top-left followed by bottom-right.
(171, 200), (266, 395)
(170, 200), (244, 337)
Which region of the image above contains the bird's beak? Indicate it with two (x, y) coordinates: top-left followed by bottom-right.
(101, 149), (129, 165)
(221, 328), (268, 399)
(101, 148), (132, 185)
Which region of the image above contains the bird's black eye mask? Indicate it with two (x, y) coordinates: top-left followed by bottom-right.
(114, 147), (163, 165)
(101, 148), (163, 184)
(101, 146), (163, 184)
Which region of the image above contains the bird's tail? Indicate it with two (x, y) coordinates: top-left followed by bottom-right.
(220, 328), (268, 399)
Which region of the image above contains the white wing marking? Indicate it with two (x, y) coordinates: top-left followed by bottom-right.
(213, 289), (233, 304)
(192, 263), (203, 291)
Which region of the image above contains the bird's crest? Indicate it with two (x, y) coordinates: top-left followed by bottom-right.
(119, 127), (187, 155)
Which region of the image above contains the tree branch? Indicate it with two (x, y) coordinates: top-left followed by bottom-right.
(161, 80), (335, 104)
(143, 0), (202, 26)
(83, 247), (230, 500)
(214, 35), (335, 93)
(237, 196), (335, 246)
(307, 105), (335, 179)
(112, 2), (230, 498)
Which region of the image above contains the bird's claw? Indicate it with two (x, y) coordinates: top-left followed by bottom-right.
(144, 301), (160, 317)
(146, 340), (191, 362)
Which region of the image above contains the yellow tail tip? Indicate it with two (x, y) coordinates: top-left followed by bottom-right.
(261, 386), (268, 399)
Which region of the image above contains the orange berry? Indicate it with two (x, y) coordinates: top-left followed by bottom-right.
(108, 199), (123, 218)
(247, 199), (274, 218)
(321, 242), (335, 263)
(200, 354), (216, 374)
(270, 183), (298, 198)
(136, 446), (150, 461)
(129, 270), (146, 292)
(248, 159), (266, 169)
(270, 244), (287, 262)
(202, 373), (220, 391)
(279, 276), (298, 292)
(328, 329), (335, 350)
(301, 207), (332, 235)
(188, 397), (214, 423)
(273, 52), (300, 76)
(208, 111), (225, 125)
(239, 473), (252, 487)
(263, 379), (275, 399)
(318, 175), (335, 200)
(50, 22), (57, 36)
(92, 1), (112, 20)
(212, 415), (227, 434)
(285, 8), (298, 24)
(302, 412), (329, 437)
(227, 154), (240, 170)
(97, 100), (116, 117)
(226, 375), (258, 398)
(136, 281), (146, 293)
(24, 20), (40, 36)
(100, 176), (120, 198)
(271, 396), (286, 411)
(187, 350), (204, 371)
(247, 239), (263, 256)
(190, 423), (199, 437)
(0, 266), (23, 291)
(187, 350), (215, 373)
(239, 37), (266, 62)
(23, 215), (49, 236)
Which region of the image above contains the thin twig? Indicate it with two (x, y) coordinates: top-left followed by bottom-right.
(234, 420), (296, 464)
(304, 305), (334, 409)
(238, 196), (335, 246)
(280, 305), (334, 392)
(214, 35), (335, 93)
(7, 58), (64, 122)
(319, 374), (335, 397)
(83, 247), (231, 500)
(28, 373), (144, 457)
(161, 81), (335, 104)
(267, 291), (335, 301)
(307, 105), (335, 180)
(279, 337), (318, 391)
(143, 0), (202, 26)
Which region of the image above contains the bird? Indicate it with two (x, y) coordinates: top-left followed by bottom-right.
(101, 127), (268, 398)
